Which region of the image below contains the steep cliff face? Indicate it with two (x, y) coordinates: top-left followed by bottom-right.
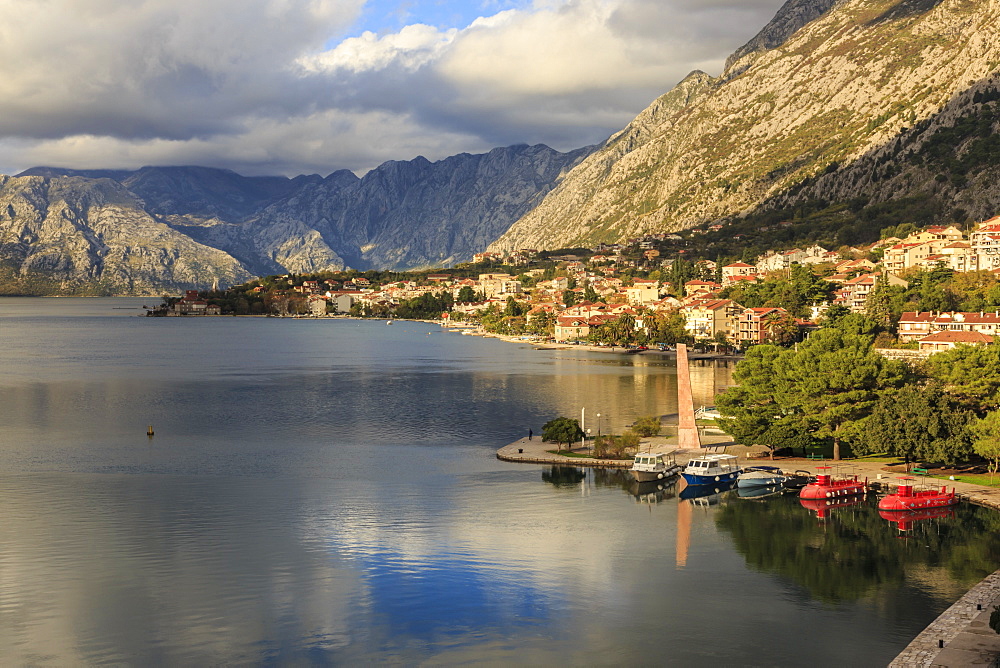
(489, 0), (1000, 253)
(0, 176), (253, 294)
(247, 143), (594, 272)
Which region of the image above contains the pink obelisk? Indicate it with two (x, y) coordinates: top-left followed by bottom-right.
(675, 343), (702, 449)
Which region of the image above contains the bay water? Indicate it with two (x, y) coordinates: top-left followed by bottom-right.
(1, 298), (997, 666)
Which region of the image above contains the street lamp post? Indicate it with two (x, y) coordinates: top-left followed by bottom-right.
(596, 413), (602, 439)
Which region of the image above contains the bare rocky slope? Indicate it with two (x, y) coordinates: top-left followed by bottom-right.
(489, 0), (1000, 253)
(0, 175), (254, 295)
(0, 144), (592, 294)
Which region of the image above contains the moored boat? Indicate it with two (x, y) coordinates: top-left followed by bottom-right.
(681, 453), (741, 486)
(782, 470), (813, 490)
(799, 466), (867, 500)
(629, 452), (682, 483)
(737, 465), (787, 488)
(878, 477), (958, 512)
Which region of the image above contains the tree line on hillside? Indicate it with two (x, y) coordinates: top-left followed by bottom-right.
(717, 313), (1000, 470)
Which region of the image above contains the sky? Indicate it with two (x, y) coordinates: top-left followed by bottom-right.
(0, 0), (787, 178)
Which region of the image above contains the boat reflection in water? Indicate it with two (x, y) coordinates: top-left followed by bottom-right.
(799, 495), (864, 520)
(678, 477), (737, 503)
(628, 478), (679, 504)
(738, 484), (785, 500)
(879, 506), (957, 532)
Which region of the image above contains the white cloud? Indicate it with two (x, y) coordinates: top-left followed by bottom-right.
(0, 0), (786, 176)
(299, 24), (458, 74)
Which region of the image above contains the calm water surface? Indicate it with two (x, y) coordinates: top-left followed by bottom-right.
(1, 298), (998, 666)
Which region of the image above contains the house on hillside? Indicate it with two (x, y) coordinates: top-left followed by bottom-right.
(897, 311), (1000, 342)
(737, 307), (787, 345)
(683, 299), (743, 340)
(683, 279), (721, 297)
(721, 262), (757, 286)
(917, 330), (995, 353)
(970, 216), (1000, 270)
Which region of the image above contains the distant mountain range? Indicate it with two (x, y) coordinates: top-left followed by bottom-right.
(3, 0), (999, 295)
(0, 144), (593, 294)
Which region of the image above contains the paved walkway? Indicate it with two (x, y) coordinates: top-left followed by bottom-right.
(497, 434), (1000, 667)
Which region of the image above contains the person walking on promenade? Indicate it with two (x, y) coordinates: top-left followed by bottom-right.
(528, 429), (533, 441)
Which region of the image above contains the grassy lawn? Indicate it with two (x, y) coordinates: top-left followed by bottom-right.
(928, 472), (1000, 487)
(547, 450), (595, 458)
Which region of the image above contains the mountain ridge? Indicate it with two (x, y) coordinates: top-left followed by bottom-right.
(0, 143), (594, 294)
(488, 0), (1000, 253)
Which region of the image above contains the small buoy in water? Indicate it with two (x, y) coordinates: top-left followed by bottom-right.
(147, 425), (154, 437)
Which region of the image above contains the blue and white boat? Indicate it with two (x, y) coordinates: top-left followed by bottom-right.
(681, 453), (742, 486)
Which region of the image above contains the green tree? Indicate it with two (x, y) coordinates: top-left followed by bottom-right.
(562, 289), (577, 307)
(644, 309), (690, 345)
(857, 383), (974, 466)
(503, 295), (526, 317)
(865, 280), (906, 330)
(776, 328), (909, 460)
(970, 410), (1000, 476)
(820, 304), (852, 328)
(826, 312), (882, 338)
(720, 330), (908, 460)
(631, 416), (662, 437)
(926, 343), (1000, 412)
(764, 310), (800, 346)
(542, 417), (584, 453)
(456, 285), (477, 302)
(527, 310), (555, 337)
(717, 345), (814, 459)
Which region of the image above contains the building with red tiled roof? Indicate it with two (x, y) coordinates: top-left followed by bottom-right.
(917, 330), (995, 353)
(721, 262), (757, 286)
(683, 279), (722, 297)
(898, 311), (1000, 342)
(833, 274), (878, 313)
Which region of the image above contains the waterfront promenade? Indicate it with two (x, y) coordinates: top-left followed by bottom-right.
(498, 434), (1000, 667)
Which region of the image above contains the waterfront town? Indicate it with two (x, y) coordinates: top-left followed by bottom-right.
(162, 215), (1000, 357)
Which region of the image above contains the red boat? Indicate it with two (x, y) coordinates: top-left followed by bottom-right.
(878, 477), (958, 512)
(799, 466), (867, 500)
(878, 506), (956, 531)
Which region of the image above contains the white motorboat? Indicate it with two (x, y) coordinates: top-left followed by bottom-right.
(737, 466), (789, 488)
(629, 452), (682, 483)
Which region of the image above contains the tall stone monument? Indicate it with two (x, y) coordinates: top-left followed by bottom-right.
(675, 343), (702, 449)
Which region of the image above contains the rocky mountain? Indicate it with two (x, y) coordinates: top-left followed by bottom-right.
(0, 175), (254, 295)
(0, 144), (592, 294)
(489, 0), (1000, 253)
(244, 144), (594, 272)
